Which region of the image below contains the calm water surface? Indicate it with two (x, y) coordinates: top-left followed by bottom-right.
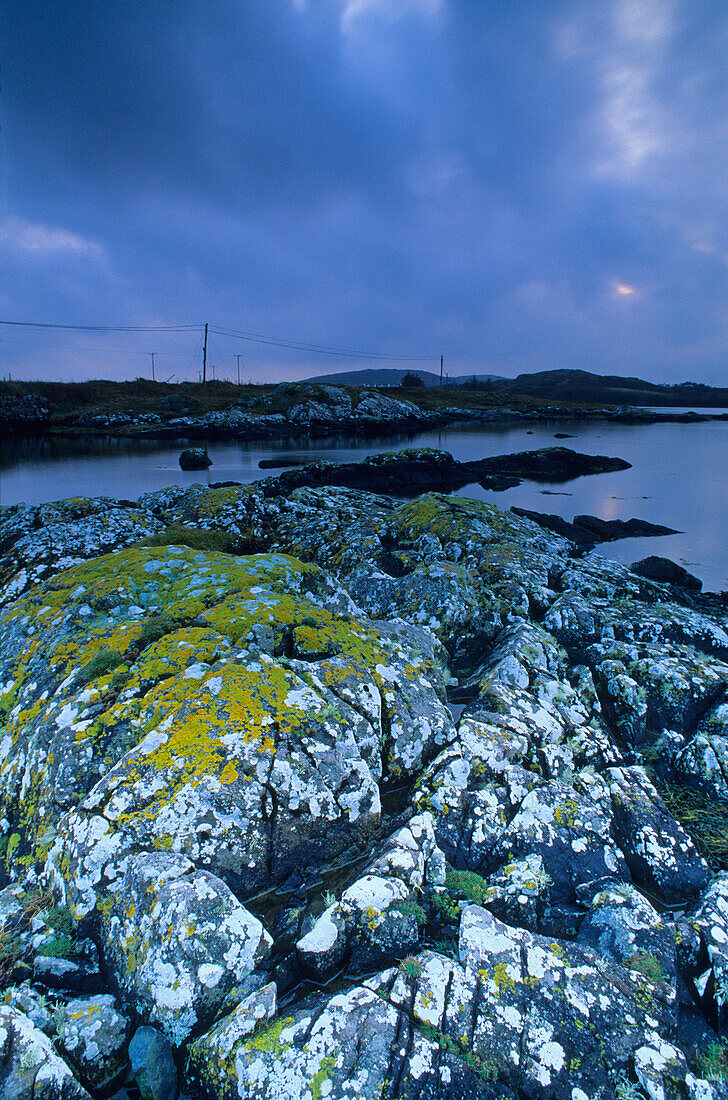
(1, 417), (726, 592)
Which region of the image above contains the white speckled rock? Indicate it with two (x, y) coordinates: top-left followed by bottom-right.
(101, 852), (271, 1046)
(577, 884), (677, 993)
(0, 1004), (90, 1099)
(608, 766), (711, 903)
(58, 994), (129, 1089)
(191, 906), (682, 1100)
(297, 812), (446, 978)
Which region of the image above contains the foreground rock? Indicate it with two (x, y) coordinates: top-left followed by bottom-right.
(190, 906), (689, 1100)
(1, 482), (727, 1098)
(0, 1005), (91, 1098)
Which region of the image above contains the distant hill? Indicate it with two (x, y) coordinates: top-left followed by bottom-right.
(490, 369), (728, 407)
(304, 367), (504, 388)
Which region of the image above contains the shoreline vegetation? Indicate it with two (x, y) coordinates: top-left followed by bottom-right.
(2, 374), (728, 440)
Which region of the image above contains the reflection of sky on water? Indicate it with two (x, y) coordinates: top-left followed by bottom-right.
(1, 417), (726, 592)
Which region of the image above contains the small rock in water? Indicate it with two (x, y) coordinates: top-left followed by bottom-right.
(178, 447), (212, 470)
(630, 555), (703, 591)
(128, 1027), (178, 1100)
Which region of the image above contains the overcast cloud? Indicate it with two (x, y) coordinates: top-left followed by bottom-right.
(2, 0), (727, 384)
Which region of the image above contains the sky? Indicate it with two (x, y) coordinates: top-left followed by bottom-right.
(2, 0), (728, 385)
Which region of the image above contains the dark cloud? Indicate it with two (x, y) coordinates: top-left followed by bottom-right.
(2, 0), (727, 384)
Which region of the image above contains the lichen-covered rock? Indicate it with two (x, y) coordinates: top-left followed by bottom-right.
(0, 1004), (91, 1098)
(191, 905), (682, 1100)
(674, 702), (728, 803)
(298, 813), (445, 978)
(0, 497), (164, 604)
(1, 987), (53, 1034)
(578, 884), (677, 994)
(0, 544), (450, 898)
(4, 476), (728, 1098)
(608, 767), (711, 903)
(57, 993), (129, 1089)
(491, 773), (630, 903)
(690, 872), (728, 1026)
(100, 853), (271, 1045)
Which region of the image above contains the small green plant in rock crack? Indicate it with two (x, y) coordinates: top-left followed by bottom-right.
(52, 1003), (68, 1042)
(321, 891), (337, 909)
(627, 952), (665, 983)
(429, 936), (458, 960)
(42, 906), (76, 959)
(696, 1041), (728, 1080)
(419, 1022), (497, 1082)
(398, 956), (422, 980)
(0, 929), (21, 985)
(615, 1073), (645, 1100)
(78, 647), (125, 686)
(444, 867), (491, 904)
(393, 898), (427, 926)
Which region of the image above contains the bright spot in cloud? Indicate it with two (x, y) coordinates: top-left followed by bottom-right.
(0, 217), (105, 259)
(340, 0), (442, 33)
(613, 281), (637, 296)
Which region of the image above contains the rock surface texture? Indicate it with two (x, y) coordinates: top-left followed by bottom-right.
(0, 475), (727, 1098)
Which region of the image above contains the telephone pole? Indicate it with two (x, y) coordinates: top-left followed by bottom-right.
(149, 352), (155, 382)
(202, 323), (208, 385)
(440, 354), (444, 387)
(236, 354), (241, 385)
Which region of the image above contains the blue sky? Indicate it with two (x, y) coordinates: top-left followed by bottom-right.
(2, 0), (728, 384)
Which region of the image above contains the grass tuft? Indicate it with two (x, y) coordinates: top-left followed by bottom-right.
(657, 782), (728, 870)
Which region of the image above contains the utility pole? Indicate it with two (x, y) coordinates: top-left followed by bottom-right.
(236, 354), (241, 386)
(202, 323), (208, 385)
(149, 352), (155, 382)
(440, 355), (444, 387)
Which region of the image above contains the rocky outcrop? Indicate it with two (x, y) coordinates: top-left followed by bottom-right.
(632, 555), (703, 591)
(0, 393), (49, 433)
(513, 507), (680, 548)
(258, 445), (630, 497)
(1, 481), (728, 1097)
(178, 446), (211, 470)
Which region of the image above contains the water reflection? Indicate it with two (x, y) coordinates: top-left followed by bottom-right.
(1, 417), (726, 592)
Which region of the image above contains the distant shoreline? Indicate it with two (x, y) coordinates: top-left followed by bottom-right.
(1, 378), (727, 441)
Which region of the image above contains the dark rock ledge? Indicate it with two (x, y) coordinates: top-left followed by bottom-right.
(0, 478), (727, 1099)
(259, 445), (631, 496)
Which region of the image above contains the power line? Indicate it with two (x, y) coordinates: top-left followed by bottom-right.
(0, 336), (203, 357)
(1, 317), (439, 365)
(0, 320), (199, 333)
(210, 325), (438, 361)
